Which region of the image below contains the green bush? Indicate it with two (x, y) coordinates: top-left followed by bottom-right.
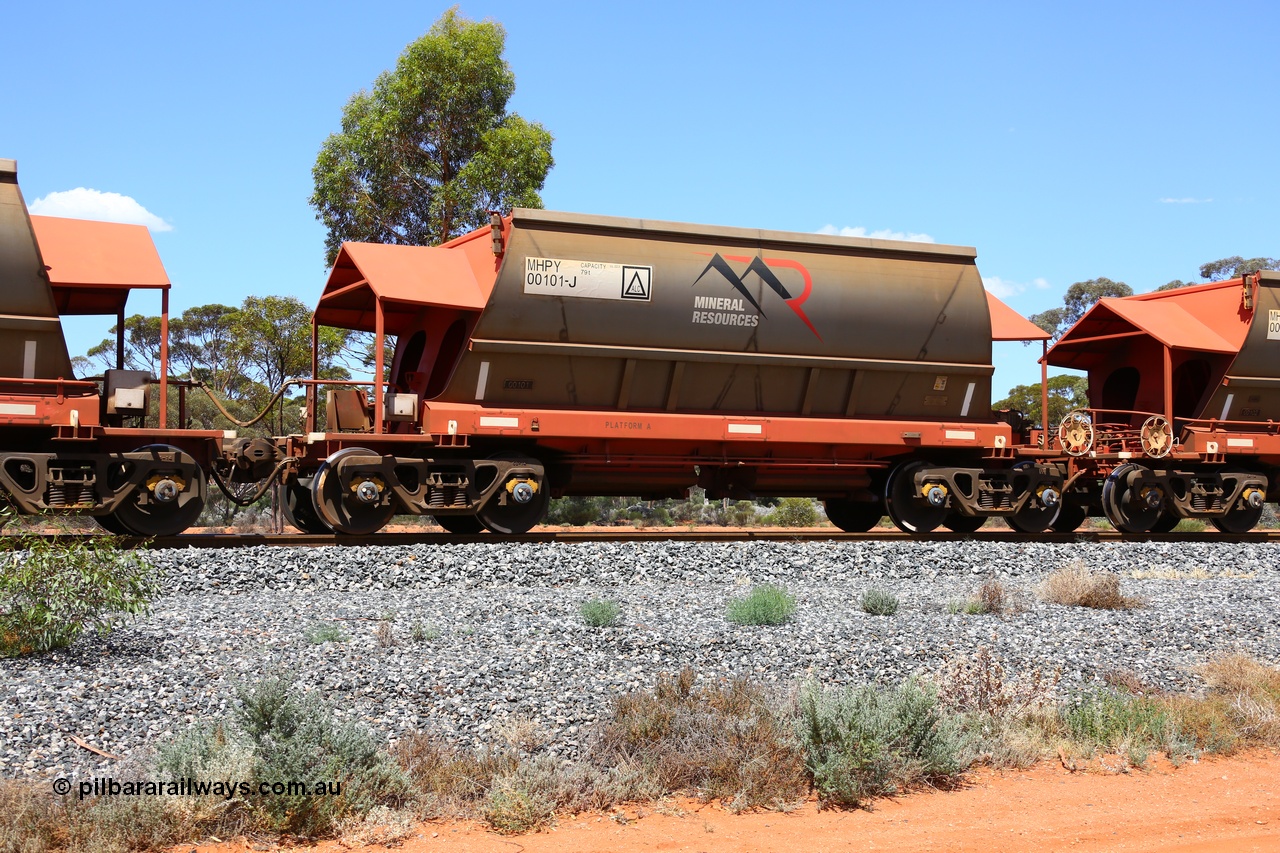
(0, 536), (157, 657)
(798, 680), (968, 807)
(304, 623), (350, 644)
(1059, 689), (1177, 763)
(726, 584), (796, 626)
(153, 676), (410, 838)
(861, 588), (899, 616)
(579, 599), (621, 628)
(545, 496), (617, 526)
(766, 498), (819, 528)
(726, 500), (759, 527)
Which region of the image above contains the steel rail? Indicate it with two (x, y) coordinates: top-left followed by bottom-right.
(6, 528), (1280, 549)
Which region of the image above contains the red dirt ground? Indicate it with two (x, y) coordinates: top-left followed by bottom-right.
(183, 751), (1279, 853)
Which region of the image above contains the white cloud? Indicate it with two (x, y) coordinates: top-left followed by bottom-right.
(1158, 197), (1212, 204)
(982, 276), (1020, 299)
(817, 224), (934, 243)
(29, 187), (173, 232)
(983, 275), (1051, 298)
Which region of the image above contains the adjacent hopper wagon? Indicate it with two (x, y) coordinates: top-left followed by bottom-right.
(1040, 275), (1280, 533)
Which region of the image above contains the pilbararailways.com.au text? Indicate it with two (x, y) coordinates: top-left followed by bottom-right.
(53, 777), (342, 801)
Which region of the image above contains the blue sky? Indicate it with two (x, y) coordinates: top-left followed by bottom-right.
(5, 1), (1277, 396)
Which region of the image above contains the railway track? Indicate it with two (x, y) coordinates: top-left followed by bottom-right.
(8, 528), (1280, 548)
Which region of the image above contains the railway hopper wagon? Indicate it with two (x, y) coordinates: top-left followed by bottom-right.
(1040, 275), (1280, 533)
(0, 159), (257, 536)
(295, 209), (1063, 534)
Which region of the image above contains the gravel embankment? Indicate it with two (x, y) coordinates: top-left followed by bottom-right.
(2, 539), (1278, 780)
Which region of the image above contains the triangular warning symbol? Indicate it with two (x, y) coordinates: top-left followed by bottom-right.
(624, 271), (648, 297)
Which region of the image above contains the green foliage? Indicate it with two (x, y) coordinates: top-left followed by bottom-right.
(546, 496), (632, 526)
(726, 500), (759, 527)
(860, 588), (899, 616)
(74, 297), (360, 452)
(304, 623), (350, 644)
(798, 680), (968, 807)
(1057, 689), (1194, 764)
(154, 676), (409, 837)
(232, 295), (353, 435)
(1199, 256), (1280, 281)
(0, 536), (157, 657)
(79, 313), (163, 376)
(726, 584), (796, 626)
(993, 373), (1089, 429)
(483, 780), (555, 835)
(410, 622), (441, 642)
(310, 8), (554, 264)
(945, 598), (987, 615)
(765, 498), (819, 527)
(1029, 277), (1132, 343)
(579, 599), (621, 628)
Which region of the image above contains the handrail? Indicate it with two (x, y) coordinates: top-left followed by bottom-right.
(0, 376), (100, 393)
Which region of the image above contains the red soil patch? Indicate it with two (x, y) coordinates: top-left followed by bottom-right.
(182, 751), (1280, 853)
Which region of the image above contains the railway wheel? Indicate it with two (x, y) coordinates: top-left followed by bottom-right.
(1150, 512), (1182, 533)
(311, 447), (395, 535)
(942, 512), (986, 534)
(884, 461), (947, 534)
(283, 476), (331, 533)
(1006, 463), (1062, 534)
(1101, 463), (1163, 534)
(434, 514), (485, 534)
(475, 454), (548, 535)
(824, 499), (884, 533)
(1050, 502), (1088, 533)
(94, 513), (134, 535)
(113, 445), (207, 537)
(1212, 471), (1267, 534)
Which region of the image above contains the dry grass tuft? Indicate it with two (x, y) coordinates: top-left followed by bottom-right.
(593, 669), (807, 811)
(1195, 654), (1280, 746)
(946, 580), (1027, 616)
(1038, 561), (1143, 609)
(1103, 669), (1164, 697)
(1199, 654), (1280, 698)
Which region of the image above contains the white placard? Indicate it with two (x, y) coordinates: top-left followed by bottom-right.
(524, 257), (652, 302)
(1268, 309), (1280, 340)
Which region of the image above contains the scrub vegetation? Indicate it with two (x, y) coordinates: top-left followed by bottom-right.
(0, 535), (156, 658)
(3, 654), (1280, 847)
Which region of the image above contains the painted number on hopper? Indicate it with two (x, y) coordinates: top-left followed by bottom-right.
(524, 257), (652, 302)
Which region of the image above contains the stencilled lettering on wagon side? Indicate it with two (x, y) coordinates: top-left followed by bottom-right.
(524, 257), (652, 301)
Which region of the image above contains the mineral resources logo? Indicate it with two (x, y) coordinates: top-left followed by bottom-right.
(691, 253), (821, 340)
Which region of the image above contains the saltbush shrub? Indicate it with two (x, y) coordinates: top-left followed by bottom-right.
(156, 676), (410, 837)
(798, 680), (968, 807)
(579, 599), (621, 628)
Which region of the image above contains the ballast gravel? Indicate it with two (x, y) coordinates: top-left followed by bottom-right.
(2, 538), (1278, 780)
